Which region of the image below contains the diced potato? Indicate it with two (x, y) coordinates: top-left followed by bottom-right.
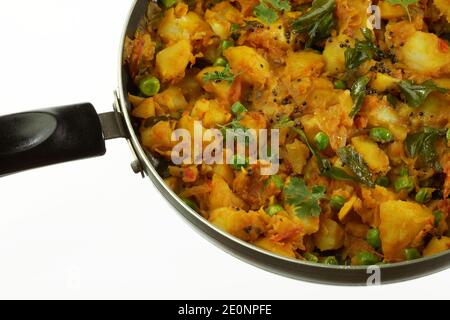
(197, 66), (234, 101)
(323, 33), (353, 75)
(292, 215), (320, 235)
(434, 0), (450, 23)
(314, 219), (345, 251)
(423, 237), (450, 257)
(254, 237), (296, 258)
(366, 98), (407, 140)
(204, 2), (243, 39)
(379, 201), (434, 261)
(158, 5), (213, 45)
(285, 51), (325, 79)
(154, 86), (188, 112)
(213, 164), (234, 185)
(141, 121), (174, 154)
(209, 207), (265, 241)
(338, 195), (358, 222)
(224, 46), (270, 87)
(132, 97), (157, 119)
(239, 112), (267, 130)
(156, 40), (194, 83)
(370, 73), (400, 92)
(378, 1), (405, 19)
(285, 139), (310, 175)
(399, 31), (450, 75)
(209, 174), (247, 210)
(191, 98), (232, 128)
(351, 136), (390, 174)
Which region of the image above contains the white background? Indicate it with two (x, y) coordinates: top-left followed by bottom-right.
(0, 0), (448, 300)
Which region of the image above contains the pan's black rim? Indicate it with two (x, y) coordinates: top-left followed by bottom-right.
(117, 0), (450, 286)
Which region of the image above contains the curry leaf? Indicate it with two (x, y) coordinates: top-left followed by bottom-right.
(345, 28), (382, 70)
(291, 0), (336, 48)
(398, 80), (448, 108)
(337, 146), (375, 188)
(349, 75), (370, 118)
(284, 177), (326, 217)
(405, 128), (447, 170)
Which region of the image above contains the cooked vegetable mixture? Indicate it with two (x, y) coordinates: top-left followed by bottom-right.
(125, 0), (450, 265)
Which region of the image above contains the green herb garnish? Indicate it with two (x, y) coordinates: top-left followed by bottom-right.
(397, 80), (448, 108)
(405, 128), (447, 170)
(291, 0), (336, 48)
(203, 65), (236, 84)
(253, 0), (291, 24)
(284, 177), (326, 217)
(345, 28), (382, 70)
(349, 75), (370, 118)
(337, 146), (375, 188)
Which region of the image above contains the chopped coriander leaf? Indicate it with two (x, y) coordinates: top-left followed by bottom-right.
(254, 1), (279, 24)
(398, 80), (448, 108)
(202, 65), (236, 84)
(284, 177), (326, 218)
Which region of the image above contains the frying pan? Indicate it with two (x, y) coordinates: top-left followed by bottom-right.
(0, 0), (449, 285)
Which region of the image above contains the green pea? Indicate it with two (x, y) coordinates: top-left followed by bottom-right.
(367, 228), (381, 250)
(447, 128), (450, 143)
(415, 188), (433, 203)
(370, 127), (393, 143)
(181, 197), (198, 211)
(322, 256), (339, 265)
(355, 251), (380, 265)
(334, 80), (347, 89)
(375, 176), (390, 187)
(266, 175), (284, 189)
(304, 252), (319, 263)
(139, 76), (160, 97)
(231, 155), (248, 170)
(404, 248), (421, 261)
(160, 0), (178, 8)
(231, 101), (247, 115)
(433, 210), (443, 228)
(330, 195), (346, 210)
(394, 176), (415, 193)
(220, 40), (234, 52)
(266, 204), (284, 216)
(314, 132), (330, 151)
(213, 57), (228, 67)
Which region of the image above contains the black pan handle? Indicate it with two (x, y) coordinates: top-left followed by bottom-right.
(0, 103), (107, 176)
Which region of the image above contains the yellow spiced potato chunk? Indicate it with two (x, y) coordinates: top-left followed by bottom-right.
(209, 207), (265, 241)
(351, 136), (390, 174)
(156, 40), (193, 83)
(399, 31), (450, 75)
(423, 237), (450, 257)
(379, 201), (434, 261)
(285, 51), (325, 79)
(224, 46), (270, 86)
